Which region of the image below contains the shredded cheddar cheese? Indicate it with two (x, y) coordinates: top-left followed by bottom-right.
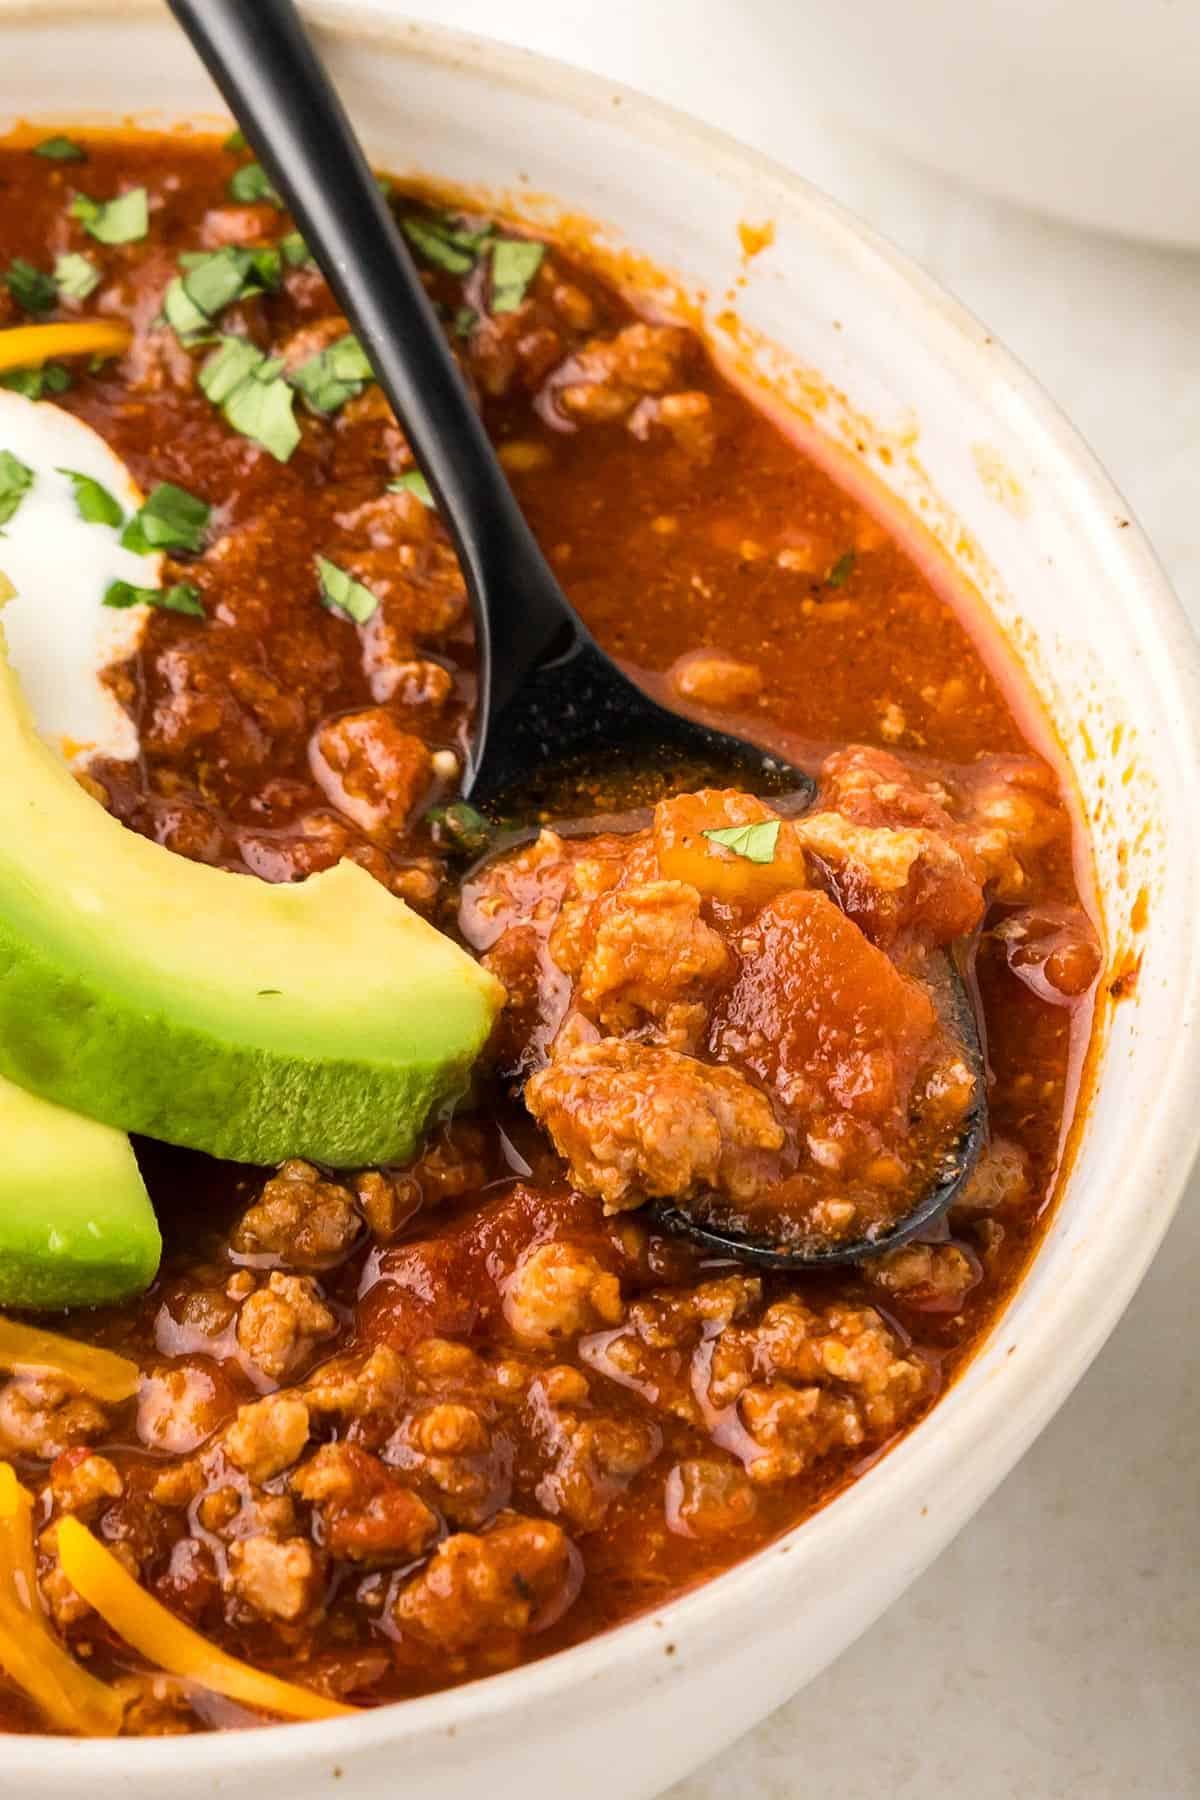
(0, 320), (132, 374)
(57, 1517), (357, 1722)
(0, 1315), (139, 1403)
(0, 1459), (39, 1614)
(0, 1461), (123, 1735)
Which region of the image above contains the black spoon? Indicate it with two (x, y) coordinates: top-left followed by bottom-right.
(165, 0), (986, 1268)
(166, 0), (815, 825)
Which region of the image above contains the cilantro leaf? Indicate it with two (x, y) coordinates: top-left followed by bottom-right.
(198, 336), (299, 462)
(223, 128), (247, 153)
(175, 247), (257, 302)
(228, 162), (283, 208)
(223, 359), (298, 461)
(279, 231), (312, 268)
(0, 452), (34, 528)
(162, 278), (217, 339)
(5, 259), (57, 316)
(388, 470), (434, 507)
(490, 239), (545, 314)
(70, 187), (149, 245)
(315, 554), (379, 624)
(0, 362), (72, 400)
(425, 801), (491, 855)
(122, 481), (210, 555)
(428, 211), (497, 254)
(401, 216), (474, 275)
(245, 247), (283, 291)
(57, 468), (124, 528)
(103, 579), (204, 617)
(702, 820), (781, 864)
(54, 251), (101, 301)
(290, 333), (373, 413)
(826, 549), (856, 589)
(453, 305), (478, 339)
(33, 135), (86, 162)
(163, 245), (280, 339)
(198, 335), (264, 403)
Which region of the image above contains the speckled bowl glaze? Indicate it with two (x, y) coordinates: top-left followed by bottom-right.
(3, 6), (1199, 1797)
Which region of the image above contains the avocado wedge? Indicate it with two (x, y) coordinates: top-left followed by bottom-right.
(0, 1076), (159, 1310)
(0, 621), (504, 1167)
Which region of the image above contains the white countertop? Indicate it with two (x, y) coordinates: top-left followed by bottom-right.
(329, 6), (1200, 1791)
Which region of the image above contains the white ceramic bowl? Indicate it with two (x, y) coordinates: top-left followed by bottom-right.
(4, 5), (1199, 1796)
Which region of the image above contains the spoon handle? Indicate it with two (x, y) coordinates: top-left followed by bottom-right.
(165, 0), (575, 749)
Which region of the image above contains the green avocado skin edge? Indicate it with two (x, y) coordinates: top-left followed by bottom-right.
(0, 1074), (160, 1311)
(0, 621), (505, 1171)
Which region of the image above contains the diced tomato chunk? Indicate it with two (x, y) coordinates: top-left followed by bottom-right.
(710, 889), (938, 1124)
(653, 789), (807, 908)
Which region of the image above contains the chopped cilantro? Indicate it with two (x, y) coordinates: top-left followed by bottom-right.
(121, 482), (210, 555)
(453, 305), (478, 339)
(57, 468), (123, 528)
(430, 212), (497, 254)
(164, 245), (280, 338)
(389, 470), (433, 507)
(401, 216), (474, 275)
(426, 801), (491, 856)
(490, 239), (545, 314)
(223, 360), (298, 460)
(245, 246), (283, 290)
(103, 578), (204, 617)
(178, 245), (281, 288)
(198, 336), (299, 462)
(0, 452), (34, 529)
(702, 819), (780, 864)
(33, 135), (86, 162)
(290, 333), (373, 414)
(163, 281), (219, 340)
(70, 187), (149, 245)
(0, 362), (72, 400)
(54, 251), (101, 301)
(279, 231), (312, 268)
(176, 248), (256, 303)
(198, 335), (264, 403)
(228, 162), (283, 208)
(401, 210), (498, 278)
(315, 554), (379, 624)
(375, 174), (393, 199)
(5, 259), (57, 316)
(223, 128), (248, 153)
(826, 549), (856, 588)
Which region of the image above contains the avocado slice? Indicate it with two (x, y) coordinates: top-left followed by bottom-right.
(0, 1075), (159, 1310)
(0, 622), (504, 1167)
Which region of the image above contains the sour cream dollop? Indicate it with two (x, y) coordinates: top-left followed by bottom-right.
(0, 388), (160, 763)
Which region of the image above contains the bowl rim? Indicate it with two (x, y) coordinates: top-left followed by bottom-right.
(6, 0), (1200, 1773)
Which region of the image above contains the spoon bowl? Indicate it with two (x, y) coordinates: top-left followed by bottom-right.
(463, 632), (815, 824)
